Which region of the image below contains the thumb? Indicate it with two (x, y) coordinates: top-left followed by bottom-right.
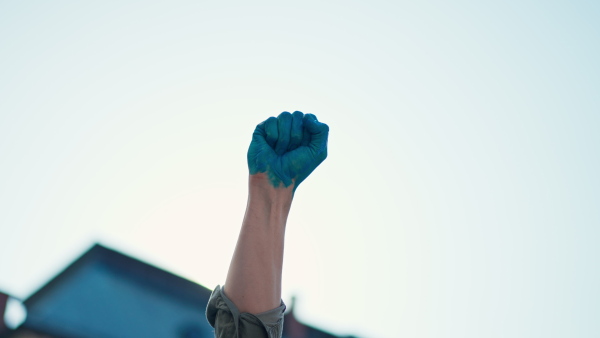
(251, 122), (271, 148)
(304, 114), (329, 154)
(248, 122), (274, 175)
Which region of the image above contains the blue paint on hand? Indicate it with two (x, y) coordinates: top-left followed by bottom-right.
(247, 111), (329, 191)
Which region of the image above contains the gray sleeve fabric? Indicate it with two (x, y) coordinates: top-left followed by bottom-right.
(206, 285), (286, 338)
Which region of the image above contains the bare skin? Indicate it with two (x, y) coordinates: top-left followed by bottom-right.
(222, 111), (328, 315)
(224, 174), (293, 313)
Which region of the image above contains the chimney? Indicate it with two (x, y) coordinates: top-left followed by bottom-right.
(0, 291), (26, 333)
(0, 291), (8, 334)
(286, 295), (307, 338)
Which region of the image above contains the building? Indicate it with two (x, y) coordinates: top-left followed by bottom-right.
(0, 244), (356, 338)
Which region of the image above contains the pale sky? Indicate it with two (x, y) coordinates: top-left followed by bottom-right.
(1, 1), (599, 337)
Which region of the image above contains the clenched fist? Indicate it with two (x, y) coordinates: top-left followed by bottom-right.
(247, 111), (329, 191)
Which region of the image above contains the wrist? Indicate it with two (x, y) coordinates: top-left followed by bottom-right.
(248, 173), (293, 215)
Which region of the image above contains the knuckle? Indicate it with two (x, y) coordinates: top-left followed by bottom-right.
(278, 111), (292, 118)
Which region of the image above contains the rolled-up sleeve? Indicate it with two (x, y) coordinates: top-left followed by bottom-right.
(206, 285), (286, 338)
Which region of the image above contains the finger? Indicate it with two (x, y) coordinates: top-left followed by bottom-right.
(301, 116), (312, 147)
(304, 114), (329, 154)
(248, 122), (272, 174)
(288, 111), (304, 151)
(251, 122), (269, 147)
(275, 111), (292, 155)
(264, 116), (278, 149)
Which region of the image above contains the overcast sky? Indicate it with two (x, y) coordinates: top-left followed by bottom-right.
(1, 1), (599, 337)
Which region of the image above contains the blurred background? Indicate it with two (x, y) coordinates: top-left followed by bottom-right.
(0, 1), (598, 337)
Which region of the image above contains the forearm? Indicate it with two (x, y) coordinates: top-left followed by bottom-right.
(223, 173), (293, 314)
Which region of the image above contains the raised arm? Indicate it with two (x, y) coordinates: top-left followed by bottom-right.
(224, 111), (329, 314)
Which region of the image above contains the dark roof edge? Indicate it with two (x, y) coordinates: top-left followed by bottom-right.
(23, 243), (213, 309)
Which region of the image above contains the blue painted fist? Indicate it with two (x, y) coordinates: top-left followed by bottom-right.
(247, 111), (329, 190)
